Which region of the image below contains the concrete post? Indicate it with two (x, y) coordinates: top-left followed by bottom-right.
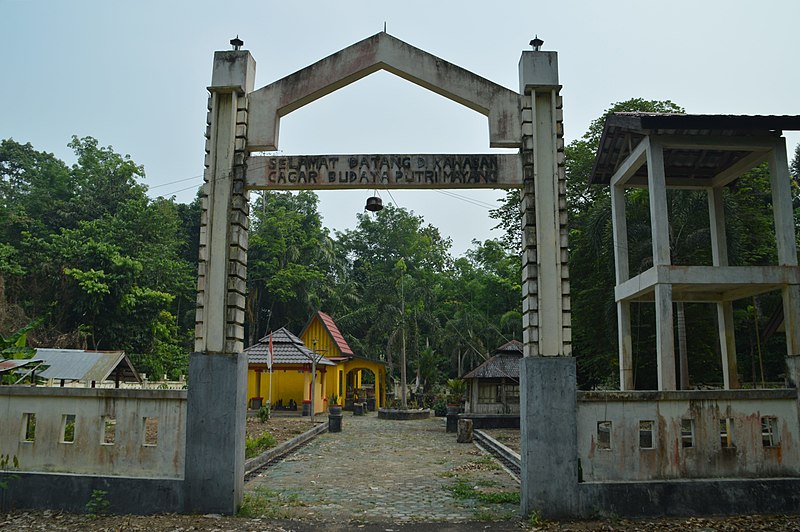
(611, 183), (634, 389)
(185, 48), (255, 514)
(708, 187), (739, 388)
(518, 48), (578, 518)
(646, 140), (676, 390)
(768, 141), (800, 359)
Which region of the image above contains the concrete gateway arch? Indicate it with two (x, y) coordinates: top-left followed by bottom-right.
(189, 31), (571, 515)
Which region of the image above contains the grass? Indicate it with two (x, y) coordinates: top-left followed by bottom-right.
(238, 487), (306, 518)
(244, 432), (277, 459)
(446, 479), (520, 505)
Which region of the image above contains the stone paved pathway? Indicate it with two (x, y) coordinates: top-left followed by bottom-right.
(244, 412), (520, 525)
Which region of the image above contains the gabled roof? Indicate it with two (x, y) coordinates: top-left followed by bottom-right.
(494, 339), (523, 355)
(463, 340), (523, 380)
(301, 311), (354, 357)
(244, 327), (335, 366)
(590, 113), (800, 186)
(31, 349), (141, 383)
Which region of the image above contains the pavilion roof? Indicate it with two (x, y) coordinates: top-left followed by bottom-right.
(244, 327), (335, 366)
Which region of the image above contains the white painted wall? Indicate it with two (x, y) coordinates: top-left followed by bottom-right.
(577, 390), (800, 481)
(0, 387), (186, 478)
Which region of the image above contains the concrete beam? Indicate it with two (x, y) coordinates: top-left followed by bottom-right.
(609, 137), (648, 187)
(248, 33), (521, 151)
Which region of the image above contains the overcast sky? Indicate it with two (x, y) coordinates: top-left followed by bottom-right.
(2, 0), (799, 257)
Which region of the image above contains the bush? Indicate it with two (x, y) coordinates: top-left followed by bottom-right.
(258, 404), (270, 423)
(245, 432), (277, 459)
(433, 396), (448, 416)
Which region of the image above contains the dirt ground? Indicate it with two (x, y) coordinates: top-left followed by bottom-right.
(2, 510), (799, 531)
(245, 414), (320, 445)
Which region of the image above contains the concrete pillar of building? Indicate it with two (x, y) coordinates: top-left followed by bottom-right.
(768, 141), (800, 359)
(708, 187), (739, 388)
(185, 47), (255, 514)
(518, 47), (578, 518)
(645, 140), (676, 390)
(611, 183), (634, 390)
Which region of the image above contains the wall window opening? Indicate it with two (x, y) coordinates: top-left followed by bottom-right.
(761, 416), (780, 447)
(597, 421), (612, 450)
(681, 418), (694, 448)
(143, 417), (159, 446)
(61, 414), (76, 443)
(720, 418), (734, 448)
(639, 420), (654, 449)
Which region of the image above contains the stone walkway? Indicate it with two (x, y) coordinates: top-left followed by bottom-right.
(244, 412), (520, 525)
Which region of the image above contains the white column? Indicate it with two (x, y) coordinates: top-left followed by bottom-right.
(707, 186), (738, 388)
(768, 141), (800, 358)
(646, 140), (675, 390)
(611, 183), (633, 389)
(655, 283), (676, 390)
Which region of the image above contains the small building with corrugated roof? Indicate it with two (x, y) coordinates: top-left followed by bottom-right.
(30, 348), (142, 388)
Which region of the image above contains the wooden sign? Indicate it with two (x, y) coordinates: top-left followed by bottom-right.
(245, 154), (522, 190)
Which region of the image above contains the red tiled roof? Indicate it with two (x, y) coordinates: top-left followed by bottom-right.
(317, 311), (354, 356)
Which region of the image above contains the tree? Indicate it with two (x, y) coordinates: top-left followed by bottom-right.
(246, 191), (337, 342)
(336, 204), (451, 384)
(0, 137), (194, 379)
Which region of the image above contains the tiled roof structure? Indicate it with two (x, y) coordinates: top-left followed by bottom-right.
(315, 311), (354, 356)
(463, 340), (523, 380)
(244, 327), (335, 366)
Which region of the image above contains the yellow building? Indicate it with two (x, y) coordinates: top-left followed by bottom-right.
(244, 326), (335, 414)
(299, 311), (387, 411)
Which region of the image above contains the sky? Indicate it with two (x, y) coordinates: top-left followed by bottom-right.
(1, 0), (799, 257)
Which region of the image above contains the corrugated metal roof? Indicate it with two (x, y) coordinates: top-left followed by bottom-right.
(30, 349), (141, 383)
(0, 359), (39, 373)
(590, 113), (800, 186)
(463, 353), (521, 380)
(244, 327), (335, 366)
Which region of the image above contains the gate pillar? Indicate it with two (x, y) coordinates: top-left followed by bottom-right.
(518, 48), (579, 518)
(185, 47), (255, 514)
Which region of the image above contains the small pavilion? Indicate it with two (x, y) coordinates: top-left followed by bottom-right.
(464, 340), (522, 415)
(244, 327), (334, 414)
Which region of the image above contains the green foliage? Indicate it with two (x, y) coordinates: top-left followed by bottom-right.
(245, 431), (277, 459)
(0, 136), (193, 378)
(238, 487), (305, 518)
(432, 396), (448, 416)
(446, 478), (520, 504)
(446, 378), (466, 398)
(257, 404), (270, 423)
(85, 489), (110, 516)
(0, 454), (20, 492)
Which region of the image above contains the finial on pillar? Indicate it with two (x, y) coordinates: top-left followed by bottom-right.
(230, 35), (244, 51)
(530, 35), (544, 51)
(383, 21), (387, 32)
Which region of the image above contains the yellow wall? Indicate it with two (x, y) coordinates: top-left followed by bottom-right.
(247, 366), (329, 414)
(300, 317), (342, 359)
(298, 314), (388, 410)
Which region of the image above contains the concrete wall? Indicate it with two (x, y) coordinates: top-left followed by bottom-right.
(577, 389), (800, 481)
(0, 386), (186, 479)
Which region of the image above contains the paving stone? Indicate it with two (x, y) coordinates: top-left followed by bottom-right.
(244, 413), (519, 523)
